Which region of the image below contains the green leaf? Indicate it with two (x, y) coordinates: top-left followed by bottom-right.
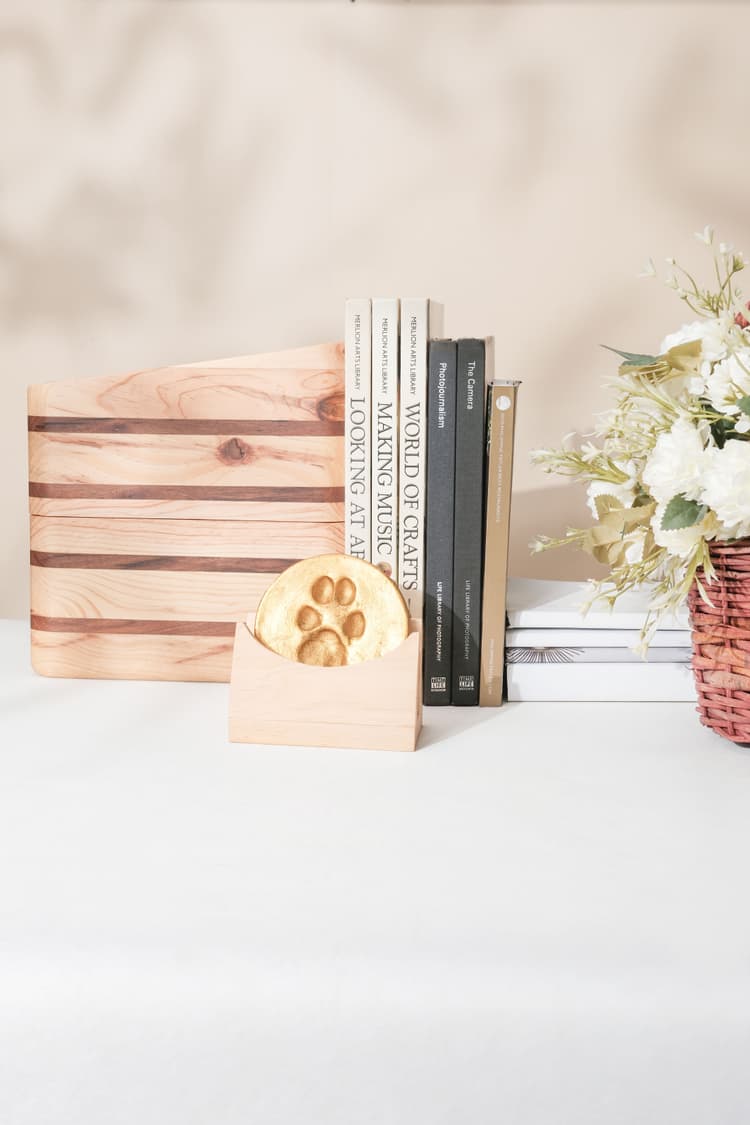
(661, 494), (708, 531)
(737, 395), (750, 416)
(601, 345), (660, 366)
(710, 416), (734, 448)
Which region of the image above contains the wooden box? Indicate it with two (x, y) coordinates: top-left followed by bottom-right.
(229, 616), (423, 752)
(28, 342), (344, 682)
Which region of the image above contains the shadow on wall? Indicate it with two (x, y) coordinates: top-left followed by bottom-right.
(509, 483), (607, 582)
(0, 12), (268, 334)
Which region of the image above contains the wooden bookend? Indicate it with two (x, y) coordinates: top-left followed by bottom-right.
(229, 617), (423, 752)
(28, 341), (344, 682)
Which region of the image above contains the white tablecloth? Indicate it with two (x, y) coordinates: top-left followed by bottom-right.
(2, 619), (750, 1124)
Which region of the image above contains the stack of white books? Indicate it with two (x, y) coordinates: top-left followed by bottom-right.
(505, 578), (696, 702)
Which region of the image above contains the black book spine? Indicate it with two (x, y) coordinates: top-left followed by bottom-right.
(451, 339), (486, 705)
(423, 339), (457, 705)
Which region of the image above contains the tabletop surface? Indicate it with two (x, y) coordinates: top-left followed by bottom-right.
(2, 618), (750, 1125)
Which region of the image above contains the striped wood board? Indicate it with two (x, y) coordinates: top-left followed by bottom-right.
(29, 341), (345, 681)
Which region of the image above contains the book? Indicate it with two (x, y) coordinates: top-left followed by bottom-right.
(506, 661), (696, 702)
(344, 298), (372, 560)
(479, 380), (520, 706)
(506, 645), (692, 664)
(423, 339), (457, 705)
(371, 298), (400, 578)
(505, 626), (689, 649)
(506, 577), (689, 630)
(451, 339), (486, 705)
(397, 298), (443, 618)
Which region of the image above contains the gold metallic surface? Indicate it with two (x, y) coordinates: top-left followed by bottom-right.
(252, 554), (409, 665)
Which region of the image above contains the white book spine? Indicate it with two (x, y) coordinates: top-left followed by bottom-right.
(344, 298), (372, 560)
(371, 299), (400, 579)
(506, 662), (696, 702)
(505, 627), (690, 649)
(397, 298), (440, 617)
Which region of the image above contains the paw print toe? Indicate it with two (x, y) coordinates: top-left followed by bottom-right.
(311, 575), (334, 604)
(342, 610), (366, 640)
(297, 605), (322, 632)
(335, 577), (356, 606)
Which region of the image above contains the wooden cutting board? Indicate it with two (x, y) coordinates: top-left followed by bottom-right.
(28, 341), (345, 682)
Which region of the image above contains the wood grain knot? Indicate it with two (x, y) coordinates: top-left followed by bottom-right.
(216, 437), (254, 465)
(317, 392), (345, 424)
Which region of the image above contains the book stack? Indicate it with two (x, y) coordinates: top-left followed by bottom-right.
(505, 578), (696, 701)
(344, 298), (520, 708)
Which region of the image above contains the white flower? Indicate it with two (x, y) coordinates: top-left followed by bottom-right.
(624, 529), (648, 565)
(639, 258), (657, 278)
(737, 415), (750, 434)
(659, 316), (731, 363)
(651, 501), (716, 558)
(695, 225), (714, 245)
(586, 477), (636, 519)
(701, 441), (750, 539)
(642, 418), (708, 504)
(585, 459), (638, 519)
(705, 350), (750, 414)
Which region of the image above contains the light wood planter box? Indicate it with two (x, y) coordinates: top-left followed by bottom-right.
(229, 617), (423, 752)
(28, 342), (344, 682)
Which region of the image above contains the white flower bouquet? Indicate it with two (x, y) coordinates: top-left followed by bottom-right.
(532, 227), (750, 648)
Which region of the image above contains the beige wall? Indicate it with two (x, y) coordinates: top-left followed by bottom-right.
(3, 0), (747, 617)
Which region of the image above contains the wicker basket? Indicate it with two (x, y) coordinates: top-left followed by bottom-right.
(688, 540), (750, 744)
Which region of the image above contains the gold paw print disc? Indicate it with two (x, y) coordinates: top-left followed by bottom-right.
(252, 554), (409, 666)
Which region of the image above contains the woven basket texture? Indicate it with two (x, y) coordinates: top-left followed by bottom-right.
(689, 540), (750, 744)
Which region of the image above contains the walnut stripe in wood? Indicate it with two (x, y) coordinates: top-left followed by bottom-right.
(29, 516), (343, 558)
(30, 614), (236, 636)
(30, 551), (295, 573)
(28, 416), (344, 436)
(31, 566), (276, 621)
(30, 483), (344, 502)
(30, 630), (234, 681)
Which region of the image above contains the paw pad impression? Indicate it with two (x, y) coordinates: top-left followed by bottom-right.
(296, 575), (367, 666)
(252, 554), (409, 667)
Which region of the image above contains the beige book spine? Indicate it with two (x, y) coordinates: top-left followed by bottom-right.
(479, 381), (520, 706)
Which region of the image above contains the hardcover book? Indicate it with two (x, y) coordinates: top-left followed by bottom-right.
(344, 298), (372, 560)
(423, 339), (457, 705)
(451, 338), (486, 705)
(505, 645), (692, 664)
(504, 626), (690, 650)
(397, 298), (443, 618)
(371, 298), (400, 578)
(506, 661), (696, 702)
(505, 577), (690, 630)
(479, 380), (520, 706)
